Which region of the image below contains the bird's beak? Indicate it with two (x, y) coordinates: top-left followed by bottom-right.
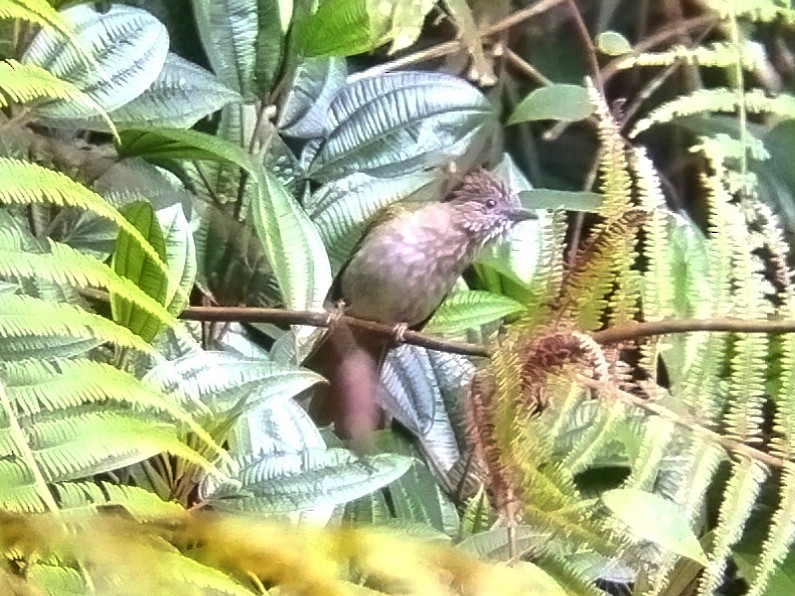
(506, 207), (536, 223)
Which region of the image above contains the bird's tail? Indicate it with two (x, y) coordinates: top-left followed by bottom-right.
(304, 324), (389, 450)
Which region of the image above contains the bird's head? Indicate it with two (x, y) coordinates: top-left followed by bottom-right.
(445, 168), (536, 246)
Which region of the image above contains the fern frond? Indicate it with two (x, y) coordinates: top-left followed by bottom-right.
(698, 458), (768, 595)
(558, 209), (647, 330)
(611, 41), (767, 71)
(0, 59), (108, 125)
(25, 408), (215, 483)
(0, 0), (71, 35)
(53, 481), (185, 521)
(706, 0), (795, 22)
(0, 293), (157, 358)
(0, 229), (194, 345)
(623, 416), (677, 491)
(0, 381), (57, 512)
(0, 460), (48, 512)
(631, 88), (795, 138)
(2, 358), (227, 466)
(0, 334), (100, 361)
(0, 158), (188, 308)
(748, 465), (795, 596)
(517, 209), (566, 326)
(587, 80), (632, 218)
(634, 148), (675, 321)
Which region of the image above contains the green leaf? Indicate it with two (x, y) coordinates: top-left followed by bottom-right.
(209, 449), (412, 514)
(508, 84), (594, 124)
(87, 53), (241, 130)
(250, 169), (331, 312)
(192, 0), (258, 95)
(21, 4), (168, 118)
(144, 351), (324, 415)
(597, 31), (633, 55)
(301, 0), (372, 57)
(304, 71), (496, 181)
(602, 488), (708, 565)
(519, 189), (603, 212)
(156, 204), (196, 314)
(425, 290), (523, 335)
(277, 57), (347, 138)
(116, 127), (258, 170)
(372, 0), (436, 54)
(111, 202), (169, 343)
(254, 0), (286, 93)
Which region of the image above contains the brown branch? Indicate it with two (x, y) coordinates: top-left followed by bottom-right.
(591, 318), (795, 345)
(81, 288), (795, 357)
(180, 305), (490, 357)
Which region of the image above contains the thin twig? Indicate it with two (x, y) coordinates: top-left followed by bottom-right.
(348, 0), (568, 82)
(579, 375), (792, 471)
(563, 0), (605, 96)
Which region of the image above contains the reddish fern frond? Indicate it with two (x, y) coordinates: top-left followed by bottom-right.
(464, 371), (523, 526)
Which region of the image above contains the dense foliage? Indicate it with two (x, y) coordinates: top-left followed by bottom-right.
(2, 0), (795, 594)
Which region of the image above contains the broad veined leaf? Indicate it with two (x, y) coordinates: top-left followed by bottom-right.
(21, 4), (169, 119)
(424, 290), (523, 336)
(192, 0), (258, 95)
(250, 168), (331, 312)
(304, 71), (497, 181)
(144, 351), (324, 415)
(421, 349), (473, 473)
(234, 400), (325, 459)
(300, 0), (373, 57)
(380, 345), (440, 436)
(508, 84), (594, 124)
(72, 53), (242, 130)
(376, 432), (452, 532)
(277, 56), (347, 138)
(206, 448), (412, 514)
(597, 30), (633, 55)
(301, 0), (434, 57)
(111, 202), (169, 343)
(156, 204), (196, 314)
(603, 489), (709, 565)
(193, 205), (273, 306)
(254, 0), (285, 93)
(116, 127), (258, 168)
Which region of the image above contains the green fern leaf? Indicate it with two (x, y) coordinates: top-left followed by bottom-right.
(0, 158), (188, 308)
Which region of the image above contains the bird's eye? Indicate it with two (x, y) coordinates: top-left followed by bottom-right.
(485, 199), (497, 208)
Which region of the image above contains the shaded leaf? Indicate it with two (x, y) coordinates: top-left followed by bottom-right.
(509, 84), (594, 124)
(192, 0), (258, 95)
(603, 488), (708, 565)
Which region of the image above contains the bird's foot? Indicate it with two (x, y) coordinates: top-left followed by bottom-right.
(391, 322), (409, 345)
(325, 300), (347, 329)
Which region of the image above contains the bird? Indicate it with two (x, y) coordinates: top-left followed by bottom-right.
(306, 168), (535, 448)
